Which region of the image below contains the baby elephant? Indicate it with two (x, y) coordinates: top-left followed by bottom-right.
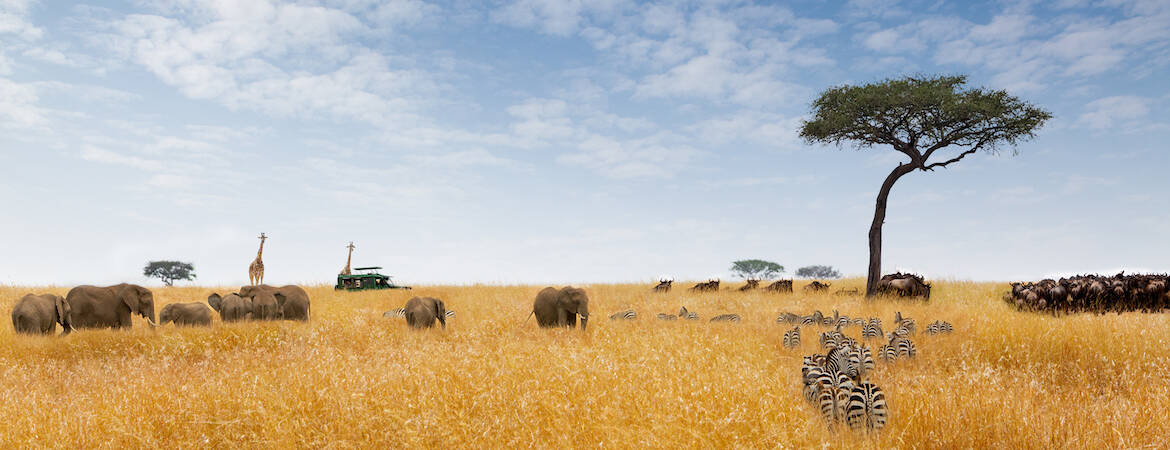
(207, 293), (251, 322)
(158, 303), (212, 327)
(11, 293), (72, 335)
(403, 296), (447, 329)
(250, 292), (281, 320)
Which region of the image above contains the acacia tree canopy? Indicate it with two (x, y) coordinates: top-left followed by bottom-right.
(143, 261), (196, 286)
(730, 259), (785, 281)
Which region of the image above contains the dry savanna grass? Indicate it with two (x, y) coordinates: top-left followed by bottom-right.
(1, 280), (1168, 448)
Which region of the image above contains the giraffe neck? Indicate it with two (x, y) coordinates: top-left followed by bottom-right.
(257, 240), (265, 259)
(345, 249), (353, 268)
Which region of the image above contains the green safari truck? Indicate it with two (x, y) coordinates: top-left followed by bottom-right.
(335, 267), (411, 291)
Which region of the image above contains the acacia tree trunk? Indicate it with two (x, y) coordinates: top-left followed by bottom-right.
(867, 163), (916, 298)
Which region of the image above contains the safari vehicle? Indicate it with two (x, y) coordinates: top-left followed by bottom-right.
(334, 267), (411, 291)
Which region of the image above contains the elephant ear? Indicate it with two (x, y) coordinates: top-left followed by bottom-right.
(54, 295), (67, 322)
(119, 285), (140, 314)
(207, 293), (222, 312)
(272, 292), (287, 307)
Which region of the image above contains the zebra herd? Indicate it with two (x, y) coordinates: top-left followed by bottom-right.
(608, 306), (742, 322)
(778, 310), (953, 432)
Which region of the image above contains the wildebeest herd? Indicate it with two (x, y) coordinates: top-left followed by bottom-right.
(1008, 273), (1170, 313)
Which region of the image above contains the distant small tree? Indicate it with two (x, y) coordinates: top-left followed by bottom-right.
(143, 261), (196, 286)
(730, 259), (785, 281)
(796, 265), (841, 279)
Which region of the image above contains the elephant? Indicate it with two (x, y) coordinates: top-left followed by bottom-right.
(158, 302), (212, 327)
(11, 293), (72, 335)
(528, 286), (590, 329)
(239, 285), (310, 321)
(403, 296), (446, 329)
(65, 284), (156, 330)
(249, 292), (281, 320)
(207, 293), (252, 322)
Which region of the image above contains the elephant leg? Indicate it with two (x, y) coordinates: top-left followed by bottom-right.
(557, 308), (567, 326)
(118, 311), (133, 329)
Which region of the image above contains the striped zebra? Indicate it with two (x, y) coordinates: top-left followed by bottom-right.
(445, 310), (455, 318)
(847, 345), (875, 381)
(679, 306), (699, 320)
(846, 382), (888, 431)
(382, 308), (406, 318)
(783, 326), (801, 348)
(852, 318), (866, 327)
(880, 337), (916, 361)
(815, 370), (855, 424)
(925, 320), (953, 334)
(893, 312), (917, 335)
(656, 313), (677, 320)
(709, 313), (741, 323)
(800, 310), (824, 326)
(889, 325), (912, 340)
(862, 322), (884, 340)
(609, 309), (637, 320)
(777, 312), (801, 324)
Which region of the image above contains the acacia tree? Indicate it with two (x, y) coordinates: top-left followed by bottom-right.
(143, 261), (196, 286)
(796, 265), (841, 279)
(799, 75), (1050, 297)
(730, 259), (785, 280)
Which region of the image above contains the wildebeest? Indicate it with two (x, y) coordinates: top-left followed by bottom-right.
(876, 273), (931, 300)
(689, 280), (719, 292)
(738, 280), (760, 292)
(803, 281), (831, 293)
(652, 279), (673, 293)
(764, 280), (793, 293)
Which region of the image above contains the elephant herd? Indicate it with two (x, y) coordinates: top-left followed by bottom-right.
(11, 283), (311, 335)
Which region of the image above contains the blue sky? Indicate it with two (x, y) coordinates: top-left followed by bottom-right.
(1, 0), (1167, 286)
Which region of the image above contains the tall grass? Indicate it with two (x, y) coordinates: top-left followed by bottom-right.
(0, 280), (1166, 448)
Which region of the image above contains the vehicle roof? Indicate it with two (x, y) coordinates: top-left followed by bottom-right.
(354, 266), (382, 271)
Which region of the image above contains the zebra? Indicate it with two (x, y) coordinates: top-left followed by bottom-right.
(709, 313), (741, 323)
(894, 337), (916, 358)
(656, 313), (678, 320)
(815, 370), (855, 424)
(878, 343), (898, 362)
(862, 322), (884, 340)
(445, 310), (456, 318)
(679, 306), (699, 320)
(777, 312), (801, 324)
(382, 308), (406, 318)
(609, 309), (637, 320)
(847, 345), (875, 381)
(800, 310), (825, 326)
(783, 326), (801, 348)
(893, 312), (916, 335)
(852, 318), (866, 327)
(846, 382), (888, 431)
(889, 325), (913, 340)
(925, 320), (953, 334)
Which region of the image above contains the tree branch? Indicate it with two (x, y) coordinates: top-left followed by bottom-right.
(923, 144), (981, 171)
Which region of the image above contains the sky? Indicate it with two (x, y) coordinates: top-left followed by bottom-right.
(1, 0), (1168, 287)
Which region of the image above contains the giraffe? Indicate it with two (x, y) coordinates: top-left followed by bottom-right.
(340, 241), (355, 276)
(249, 233), (266, 286)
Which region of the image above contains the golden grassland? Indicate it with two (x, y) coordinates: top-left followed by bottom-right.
(1, 280), (1168, 448)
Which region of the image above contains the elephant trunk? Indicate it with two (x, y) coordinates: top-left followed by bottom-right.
(579, 314), (589, 330)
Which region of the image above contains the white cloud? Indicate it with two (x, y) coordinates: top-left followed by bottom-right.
(0, 77), (47, 128)
(1078, 95), (1150, 130)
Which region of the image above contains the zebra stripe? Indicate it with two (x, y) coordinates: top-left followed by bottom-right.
(382, 308), (406, 318)
(709, 313), (741, 323)
(445, 310), (455, 318)
(777, 312), (801, 324)
(816, 371), (854, 424)
(848, 345), (875, 381)
(846, 382), (888, 431)
(609, 309), (637, 320)
(784, 327), (801, 348)
(925, 320), (953, 334)
(656, 313), (677, 321)
(862, 322), (884, 339)
(679, 306), (699, 320)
